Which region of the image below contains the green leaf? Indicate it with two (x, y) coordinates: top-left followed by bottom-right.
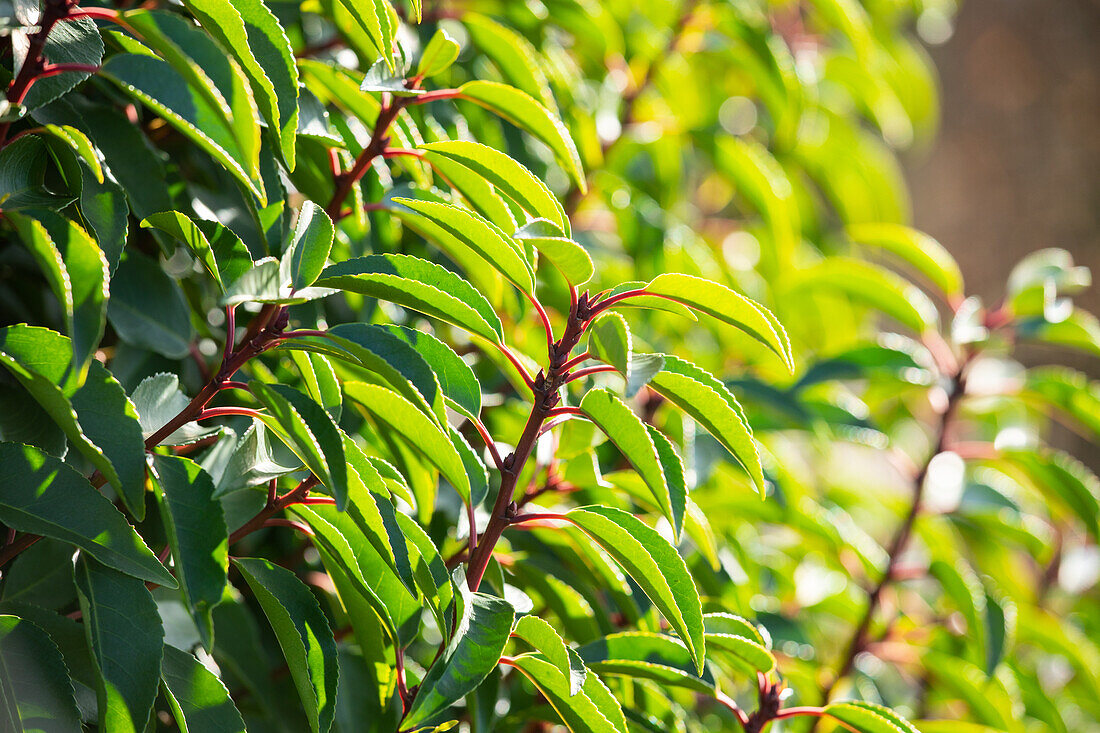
(417, 28), (460, 78)
(281, 201), (334, 291)
(140, 211), (253, 292)
(20, 16), (103, 111)
(212, 420), (298, 495)
(290, 350), (342, 421)
(316, 254), (504, 344)
(701, 631), (775, 675)
(181, 0), (300, 167)
(648, 355), (764, 496)
(463, 13), (555, 109)
(457, 80), (585, 192)
(121, 9), (261, 181)
(74, 556), (165, 733)
(232, 558), (339, 733)
(702, 613), (768, 648)
(0, 326), (147, 519)
(824, 701), (920, 733)
(99, 53), (266, 204)
(512, 615), (585, 696)
(221, 257), (338, 306)
(160, 645), (246, 733)
(1024, 367), (1100, 441)
(151, 455), (228, 648)
(0, 614), (82, 732)
(514, 221), (593, 286)
(419, 140), (569, 235)
(791, 257), (939, 334)
(382, 325), (482, 420)
(0, 442), (174, 587)
(69, 360), (148, 519)
(77, 164), (128, 273)
(9, 211), (108, 375)
(107, 253), (194, 359)
(509, 653), (621, 733)
(644, 274), (793, 371)
(291, 503), (419, 647)
(848, 222), (963, 298)
(576, 632), (715, 692)
(391, 196), (535, 295)
(335, 0), (396, 71)
(42, 124), (103, 183)
(0, 135), (75, 212)
(251, 382), (349, 510)
(131, 373), (221, 447)
(579, 389), (672, 534)
(587, 313), (631, 375)
(403, 583), (514, 728)
(293, 323), (444, 424)
(344, 381), (471, 502)
(646, 426), (687, 541)
(566, 506), (705, 673)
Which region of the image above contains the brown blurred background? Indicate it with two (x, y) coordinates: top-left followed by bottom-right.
(905, 0), (1100, 461)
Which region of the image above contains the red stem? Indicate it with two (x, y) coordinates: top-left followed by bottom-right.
(468, 415), (505, 472)
(326, 97), (408, 219)
(544, 406), (585, 419)
(509, 512), (569, 525)
(588, 288), (649, 316)
(560, 351), (592, 371)
(198, 407), (263, 421)
(263, 518), (314, 537)
(36, 63), (100, 79)
(382, 147), (424, 158)
(495, 344), (537, 392)
(565, 365), (618, 383)
(405, 88), (461, 105)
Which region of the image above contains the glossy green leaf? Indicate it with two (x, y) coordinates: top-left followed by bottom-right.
(42, 124), (103, 183)
(824, 701), (920, 733)
(512, 615), (585, 696)
(221, 256), (338, 306)
(576, 632), (715, 692)
(848, 222), (963, 298)
(417, 28), (460, 77)
(457, 80), (585, 192)
(0, 135), (75, 211)
(579, 389), (672, 531)
(566, 506), (705, 673)
(281, 201), (334, 291)
(644, 273), (793, 370)
(335, 0), (396, 71)
(509, 653), (621, 733)
(513, 221), (593, 285)
(419, 140), (569, 235)
(99, 53), (265, 204)
(587, 313), (631, 376)
(131, 373), (221, 447)
(0, 442), (174, 587)
(391, 196), (535, 294)
(9, 211), (108, 375)
(182, 0), (300, 166)
(344, 381), (471, 502)
(463, 13), (555, 109)
(151, 455), (228, 647)
(20, 16), (103, 111)
(646, 426), (687, 541)
(383, 325), (482, 420)
(74, 556), (164, 733)
(232, 558), (338, 733)
(140, 211), (253, 292)
(291, 350), (342, 421)
(649, 355), (764, 496)
(317, 254), (504, 343)
(160, 644), (246, 733)
(403, 584), (514, 728)
(0, 613), (82, 732)
(251, 382), (349, 510)
(69, 360), (148, 518)
(107, 253), (193, 359)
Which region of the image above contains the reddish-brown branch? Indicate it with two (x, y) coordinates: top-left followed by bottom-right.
(326, 97), (408, 219)
(198, 406), (263, 421)
(228, 476), (318, 545)
(468, 415), (505, 472)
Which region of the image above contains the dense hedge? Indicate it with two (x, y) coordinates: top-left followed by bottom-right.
(1, 0), (1097, 732)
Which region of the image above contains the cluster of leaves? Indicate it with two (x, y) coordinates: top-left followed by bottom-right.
(0, 0), (1097, 732)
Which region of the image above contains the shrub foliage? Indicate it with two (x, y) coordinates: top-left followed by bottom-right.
(0, 0), (1097, 731)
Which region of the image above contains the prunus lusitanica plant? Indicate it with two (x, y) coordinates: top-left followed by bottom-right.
(0, 0), (1097, 731)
